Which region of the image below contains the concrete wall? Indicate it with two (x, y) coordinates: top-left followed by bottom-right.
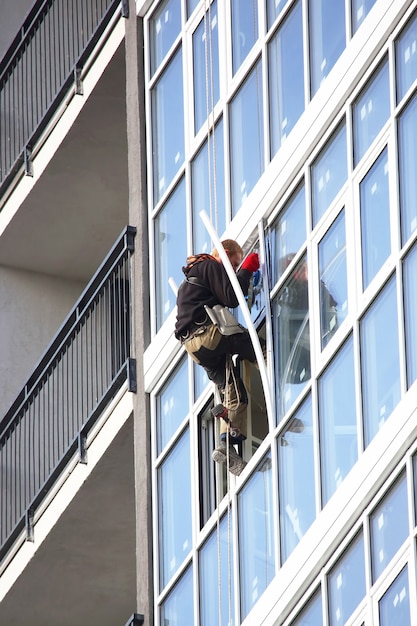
(0, 0), (34, 61)
(0, 266), (84, 418)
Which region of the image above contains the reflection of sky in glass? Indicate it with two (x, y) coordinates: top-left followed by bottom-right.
(379, 567), (410, 626)
(279, 397), (315, 562)
(311, 122), (347, 226)
(328, 533), (365, 626)
(230, 60), (264, 215)
(200, 515), (235, 626)
(157, 358), (188, 454)
(149, 0), (181, 76)
(231, 0), (258, 74)
(269, 1), (305, 157)
(353, 60), (389, 166)
(395, 12), (417, 104)
(239, 454), (275, 619)
(361, 277), (401, 446)
(319, 339), (357, 505)
(158, 429), (191, 589)
(193, 1), (219, 134)
(398, 94), (417, 245)
(152, 49), (184, 205)
(160, 565), (194, 625)
(403, 243), (417, 387)
(191, 120), (225, 254)
(155, 179), (187, 330)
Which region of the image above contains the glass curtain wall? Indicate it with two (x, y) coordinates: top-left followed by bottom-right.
(144, 1), (417, 625)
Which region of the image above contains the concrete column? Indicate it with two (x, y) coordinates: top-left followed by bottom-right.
(124, 3), (153, 625)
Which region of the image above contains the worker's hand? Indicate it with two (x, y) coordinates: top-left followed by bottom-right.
(241, 252), (260, 273)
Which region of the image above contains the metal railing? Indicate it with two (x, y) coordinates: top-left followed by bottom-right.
(0, 0), (126, 196)
(0, 225), (136, 563)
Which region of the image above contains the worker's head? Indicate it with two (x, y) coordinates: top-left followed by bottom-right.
(212, 239), (243, 272)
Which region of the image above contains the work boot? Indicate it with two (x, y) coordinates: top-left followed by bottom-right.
(212, 441), (247, 476)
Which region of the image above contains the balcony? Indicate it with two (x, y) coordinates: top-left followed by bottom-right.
(0, 1), (136, 623)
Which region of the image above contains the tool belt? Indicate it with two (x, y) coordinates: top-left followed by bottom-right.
(180, 317), (213, 343)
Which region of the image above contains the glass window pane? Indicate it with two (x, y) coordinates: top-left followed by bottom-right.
(379, 566), (410, 626)
(328, 533), (366, 626)
(158, 429), (192, 589)
(269, 0), (305, 157)
(319, 210), (348, 348)
(231, 0), (258, 74)
(200, 515), (235, 626)
(352, 0), (377, 34)
(270, 184), (306, 286)
(267, 0), (291, 29)
(155, 179), (187, 330)
(149, 0), (181, 76)
(279, 397), (316, 562)
(398, 93), (417, 245)
(152, 48), (184, 206)
(239, 453), (275, 620)
(290, 588), (323, 626)
(160, 565), (194, 626)
(309, 0), (346, 96)
(193, 1), (219, 134)
(194, 360), (208, 401)
(370, 472), (408, 582)
(360, 277), (401, 447)
(191, 119), (225, 254)
(274, 256), (311, 419)
(353, 59), (390, 166)
(157, 358), (188, 454)
(402, 242), (417, 388)
(396, 11), (417, 104)
(319, 338), (358, 505)
(230, 60), (264, 216)
(360, 148), (390, 290)
(311, 121), (347, 226)
(187, 0), (199, 19)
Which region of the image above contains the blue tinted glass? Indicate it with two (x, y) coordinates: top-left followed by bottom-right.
(155, 178), (187, 330)
(379, 567), (410, 626)
(353, 60), (390, 166)
(239, 454), (275, 619)
(274, 256), (311, 419)
(191, 119), (225, 254)
(158, 429), (192, 588)
(194, 360), (208, 400)
(150, 0), (181, 76)
(311, 122), (347, 226)
(157, 358), (188, 454)
(200, 515), (235, 626)
(319, 210), (348, 348)
(270, 184), (306, 286)
(398, 93), (417, 245)
(352, 0), (377, 34)
(319, 339), (358, 505)
(361, 277), (401, 447)
(360, 148), (390, 289)
(396, 12), (417, 104)
(160, 565), (194, 625)
(152, 49), (184, 206)
(402, 242), (417, 388)
(230, 60), (264, 215)
(309, 0), (346, 96)
(328, 533), (366, 626)
(231, 0), (258, 74)
(269, 0), (305, 157)
(267, 0), (291, 29)
(279, 397), (316, 562)
(370, 473), (408, 582)
(193, 1), (219, 134)
(187, 0), (199, 18)
(290, 588), (323, 626)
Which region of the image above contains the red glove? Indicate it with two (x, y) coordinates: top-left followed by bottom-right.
(241, 252), (260, 273)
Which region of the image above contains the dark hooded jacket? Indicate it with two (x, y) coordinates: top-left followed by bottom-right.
(174, 254), (252, 340)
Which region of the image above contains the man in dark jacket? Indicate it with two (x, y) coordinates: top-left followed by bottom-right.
(175, 239), (260, 475)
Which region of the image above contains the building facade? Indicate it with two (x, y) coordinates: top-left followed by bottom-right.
(1, 0), (417, 625)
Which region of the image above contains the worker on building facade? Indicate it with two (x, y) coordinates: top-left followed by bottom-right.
(174, 240), (260, 475)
